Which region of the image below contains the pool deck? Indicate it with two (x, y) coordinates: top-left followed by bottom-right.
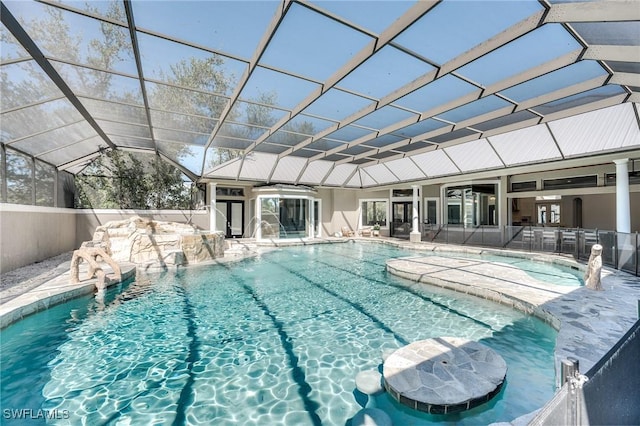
(0, 256), (136, 329)
(381, 240), (640, 380)
(1, 237), (639, 423)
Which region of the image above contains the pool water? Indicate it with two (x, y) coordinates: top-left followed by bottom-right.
(1, 243), (571, 425)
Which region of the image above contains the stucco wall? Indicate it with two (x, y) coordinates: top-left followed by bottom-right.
(0, 204), (77, 274)
(577, 192), (640, 231)
(315, 188), (333, 237)
(330, 190), (359, 234)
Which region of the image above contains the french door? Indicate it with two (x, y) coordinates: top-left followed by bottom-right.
(391, 201), (417, 238)
(216, 200), (244, 238)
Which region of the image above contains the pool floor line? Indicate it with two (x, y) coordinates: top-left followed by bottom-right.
(172, 272), (202, 426)
(310, 254), (494, 331)
(263, 257), (411, 346)
(217, 263), (323, 426)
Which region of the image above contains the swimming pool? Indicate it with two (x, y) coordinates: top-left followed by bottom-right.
(1, 243), (574, 425)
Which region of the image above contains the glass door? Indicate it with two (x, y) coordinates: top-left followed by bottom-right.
(391, 201), (415, 238)
(216, 200), (244, 238)
(314, 199), (321, 237)
(536, 203), (560, 225)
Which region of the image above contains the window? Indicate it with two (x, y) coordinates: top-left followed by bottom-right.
(424, 197), (439, 225)
(258, 196), (311, 239)
(444, 183), (499, 227)
(361, 200), (387, 227)
(543, 175), (597, 190)
(605, 171), (640, 186)
(537, 203), (560, 225)
(216, 187), (244, 197)
(260, 197), (280, 238)
(392, 188), (414, 197)
(314, 199), (322, 237)
(511, 181), (536, 192)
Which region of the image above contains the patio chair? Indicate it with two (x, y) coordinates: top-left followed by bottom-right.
(341, 226), (355, 237)
(360, 227), (372, 237)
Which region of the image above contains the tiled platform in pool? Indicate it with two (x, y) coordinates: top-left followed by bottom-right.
(386, 253), (640, 379)
(383, 336), (507, 414)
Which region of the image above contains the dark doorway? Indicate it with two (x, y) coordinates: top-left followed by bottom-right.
(573, 197), (583, 228)
(216, 200), (244, 238)
(392, 201), (417, 238)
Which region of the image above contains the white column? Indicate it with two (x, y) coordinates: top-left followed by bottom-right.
(410, 184), (421, 242)
(208, 182), (217, 232)
(256, 196), (262, 240)
(614, 159), (630, 233)
(308, 198), (314, 239)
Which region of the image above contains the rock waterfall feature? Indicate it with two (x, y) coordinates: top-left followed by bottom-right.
(82, 216), (225, 269)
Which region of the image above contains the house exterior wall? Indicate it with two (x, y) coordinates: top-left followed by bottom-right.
(508, 162), (640, 231)
(330, 189), (359, 234)
(2, 159), (639, 274)
(315, 188), (333, 237)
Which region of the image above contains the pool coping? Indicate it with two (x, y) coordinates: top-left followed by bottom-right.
(0, 239), (348, 329)
(375, 239), (640, 380)
(0, 263), (136, 329)
(1, 237), (639, 424)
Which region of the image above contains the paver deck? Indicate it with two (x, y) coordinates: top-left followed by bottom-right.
(0, 261), (135, 329)
(385, 252), (640, 382)
(1, 238), (639, 424)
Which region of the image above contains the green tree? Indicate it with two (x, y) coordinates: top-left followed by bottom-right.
(75, 149), (195, 209)
(76, 149), (148, 209)
(3, 0), (322, 210)
(149, 55), (242, 171)
(148, 155), (191, 209)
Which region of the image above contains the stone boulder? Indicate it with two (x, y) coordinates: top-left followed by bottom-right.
(85, 216), (224, 268)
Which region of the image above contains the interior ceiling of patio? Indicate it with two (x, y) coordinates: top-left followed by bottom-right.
(1, 0), (639, 189)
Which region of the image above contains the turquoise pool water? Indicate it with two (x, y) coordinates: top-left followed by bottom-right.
(1, 243), (572, 425)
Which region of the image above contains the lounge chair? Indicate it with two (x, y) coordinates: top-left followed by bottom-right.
(341, 226), (355, 237)
(360, 227), (372, 237)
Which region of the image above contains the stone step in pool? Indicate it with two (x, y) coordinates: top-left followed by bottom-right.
(383, 336), (507, 415)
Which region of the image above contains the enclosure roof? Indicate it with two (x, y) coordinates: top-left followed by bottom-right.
(2, 0), (639, 188)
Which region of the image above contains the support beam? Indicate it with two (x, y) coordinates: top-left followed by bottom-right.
(609, 72), (640, 88)
(200, 0), (293, 174)
(244, 0), (439, 156)
(410, 184), (421, 243)
(123, 0), (158, 155)
(582, 45), (640, 62)
(1, 144), (7, 203)
(208, 182), (217, 232)
(614, 159), (631, 233)
(31, 155), (36, 205)
(545, 1), (640, 23)
(0, 2), (116, 150)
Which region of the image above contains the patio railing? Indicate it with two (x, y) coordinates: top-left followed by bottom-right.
(421, 225), (639, 277)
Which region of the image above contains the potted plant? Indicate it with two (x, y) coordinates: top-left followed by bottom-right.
(372, 223), (380, 236)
